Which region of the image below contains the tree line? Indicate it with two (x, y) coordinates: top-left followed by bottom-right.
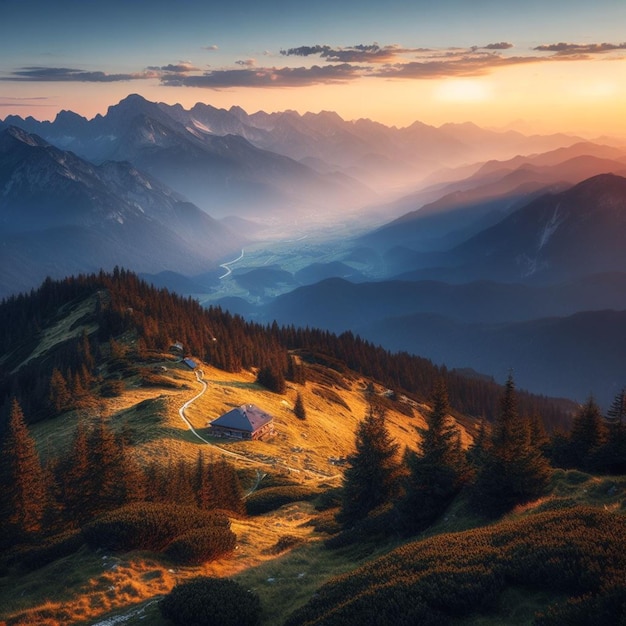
(0, 398), (244, 550)
(336, 376), (626, 537)
(0, 269), (575, 429)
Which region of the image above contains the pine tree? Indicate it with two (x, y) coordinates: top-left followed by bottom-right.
(0, 399), (49, 545)
(49, 367), (71, 415)
(607, 389), (626, 425)
(57, 419), (92, 526)
(294, 393), (307, 420)
(211, 459), (245, 515)
(338, 405), (400, 526)
(398, 379), (467, 533)
(256, 365), (286, 394)
(472, 375), (552, 514)
(194, 451), (215, 510)
(568, 397), (607, 470)
(466, 417), (489, 470)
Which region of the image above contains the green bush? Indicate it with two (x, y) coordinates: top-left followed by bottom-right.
(165, 525), (236, 565)
(264, 534), (304, 555)
(286, 507), (626, 626)
(82, 503), (230, 552)
(8, 529), (84, 571)
(245, 486), (318, 516)
(159, 577), (261, 626)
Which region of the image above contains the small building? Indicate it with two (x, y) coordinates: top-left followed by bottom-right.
(209, 404), (274, 440)
(183, 357), (197, 369)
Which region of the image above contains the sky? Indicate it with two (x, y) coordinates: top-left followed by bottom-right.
(1, 0), (626, 136)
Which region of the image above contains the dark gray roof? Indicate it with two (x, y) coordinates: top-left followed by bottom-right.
(210, 404), (273, 433)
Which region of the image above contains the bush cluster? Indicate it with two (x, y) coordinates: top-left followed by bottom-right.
(245, 486), (318, 516)
(165, 525), (236, 565)
(159, 577), (261, 626)
(285, 507), (626, 625)
(82, 502), (229, 552)
(7, 529), (84, 571)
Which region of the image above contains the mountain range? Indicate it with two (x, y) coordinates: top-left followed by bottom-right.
(0, 126), (243, 297)
(2, 95), (626, 405)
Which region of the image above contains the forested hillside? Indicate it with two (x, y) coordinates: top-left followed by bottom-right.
(0, 268), (574, 429)
(1, 270), (625, 625)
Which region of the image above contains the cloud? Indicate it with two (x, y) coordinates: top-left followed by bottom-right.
(3, 66), (157, 82)
(148, 61), (199, 73)
(0, 96), (53, 107)
(280, 43), (402, 63)
(161, 63), (362, 88)
(482, 42), (513, 50)
(533, 41), (626, 56)
(374, 53), (540, 80)
(5, 39), (626, 91)
(202, 45), (219, 51)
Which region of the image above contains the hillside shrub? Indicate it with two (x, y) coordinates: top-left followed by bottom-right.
(159, 577), (261, 626)
(245, 486), (318, 516)
(7, 529), (84, 571)
(82, 502), (230, 552)
(100, 380), (125, 397)
(286, 507), (626, 626)
(264, 534), (304, 555)
(165, 525), (236, 565)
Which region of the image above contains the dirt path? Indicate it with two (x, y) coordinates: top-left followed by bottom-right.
(177, 369), (341, 483)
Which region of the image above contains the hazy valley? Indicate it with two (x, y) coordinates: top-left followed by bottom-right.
(4, 95), (626, 405)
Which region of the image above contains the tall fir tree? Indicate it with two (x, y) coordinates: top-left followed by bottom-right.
(0, 399), (49, 545)
(568, 397), (607, 470)
(607, 389), (626, 425)
(338, 405), (400, 526)
(56, 419), (92, 526)
(472, 375), (552, 514)
(397, 379), (467, 533)
(49, 367), (71, 415)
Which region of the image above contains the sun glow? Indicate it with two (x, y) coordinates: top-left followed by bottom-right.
(435, 79), (493, 103)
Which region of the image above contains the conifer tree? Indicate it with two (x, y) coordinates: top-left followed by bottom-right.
(472, 375), (552, 514)
(466, 417), (490, 469)
(568, 397), (607, 469)
(116, 433), (146, 505)
(607, 389), (626, 425)
(294, 392), (307, 420)
(211, 459), (245, 515)
(0, 399), (49, 545)
(338, 406), (400, 526)
(194, 451), (215, 510)
(57, 419), (93, 526)
(398, 379), (467, 533)
(256, 365), (286, 394)
(49, 367), (71, 415)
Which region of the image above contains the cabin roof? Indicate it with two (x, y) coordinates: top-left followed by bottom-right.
(210, 404), (273, 433)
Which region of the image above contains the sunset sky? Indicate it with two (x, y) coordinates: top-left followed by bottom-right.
(1, 0), (626, 136)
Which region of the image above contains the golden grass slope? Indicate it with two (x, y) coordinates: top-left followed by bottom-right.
(4, 346), (474, 626)
(32, 352), (472, 481)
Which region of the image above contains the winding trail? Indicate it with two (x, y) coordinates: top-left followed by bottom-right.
(178, 370), (249, 461)
(218, 248), (245, 279)
(177, 369), (341, 482)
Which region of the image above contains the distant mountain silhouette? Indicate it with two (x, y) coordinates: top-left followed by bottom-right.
(445, 173), (626, 283)
(260, 272), (626, 404)
(2, 94), (584, 216)
(360, 308), (626, 406)
(362, 148), (626, 254)
(1, 95), (371, 219)
(0, 126), (243, 298)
